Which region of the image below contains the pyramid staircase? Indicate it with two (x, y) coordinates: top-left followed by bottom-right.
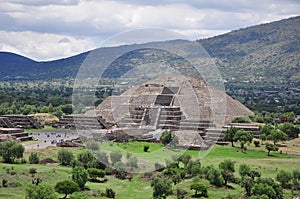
(0, 115), (43, 129)
(53, 115), (108, 130)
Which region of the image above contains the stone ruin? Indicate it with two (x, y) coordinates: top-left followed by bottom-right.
(0, 115), (43, 142)
(0, 115), (43, 129)
(52, 115), (109, 130)
(88, 76), (255, 149)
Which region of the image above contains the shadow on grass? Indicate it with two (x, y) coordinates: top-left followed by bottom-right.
(88, 178), (108, 183)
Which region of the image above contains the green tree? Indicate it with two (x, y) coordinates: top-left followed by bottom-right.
(232, 117), (250, 123)
(97, 151), (109, 165)
(87, 168), (105, 181)
(160, 130), (173, 146)
(60, 104), (73, 114)
(86, 141), (99, 151)
(265, 143), (278, 156)
(259, 133), (267, 143)
(207, 166), (224, 187)
(241, 176), (254, 197)
(78, 151), (94, 165)
(0, 141), (25, 163)
(276, 170), (292, 189)
(259, 124), (274, 136)
(110, 150), (122, 165)
(72, 167), (89, 190)
(29, 152), (40, 164)
(251, 183), (276, 199)
(239, 164), (251, 177)
(224, 126), (238, 147)
(57, 149), (74, 166)
(178, 153), (191, 167)
(185, 159), (201, 177)
(190, 183), (208, 197)
(284, 112), (295, 122)
(127, 156), (138, 168)
(256, 177), (283, 198)
(25, 183), (57, 199)
(278, 123), (300, 139)
(175, 188), (187, 199)
(219, 159), (235, 185)
(151, 177), (173, 199)
(234, 129), (253, 150)
(267, 129), (288, 145)
(55, 180), (79, 199)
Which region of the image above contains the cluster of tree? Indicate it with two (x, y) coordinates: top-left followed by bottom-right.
(57, 147), (137, 180)
(23, 148), (122, 199)
(224, 121), (299, 156)
(259, 123), (299, 143)
(225, 82), (300, 115)
(248, 111), (298, 124)
(151, 154), (300, 199)
(0, 141), (25, 163)
(224, 127), (253, 150)
(0, 80), (113, 117)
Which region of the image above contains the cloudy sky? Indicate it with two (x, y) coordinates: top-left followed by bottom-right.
(0, 0), (299, 61)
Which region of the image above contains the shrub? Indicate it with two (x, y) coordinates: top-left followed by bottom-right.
(72, 167), (89, 190)
(127, 156), (138, 168)
(110, 150), (122, 165)
(176, 188), (187, 199)
(2, 179), (8, 187)
(143, 145), (150, 152)
(276, 170), (292, 188)
(86, 141), (99, 151)
(25, 183), (57, 199)
(207, 167), (224, 187)
(10, 170), (17, 175)
(57, 149), (74, 166)
(190, 183), (208, 197)
(254, 140), (260, 147)
(151, 177), (173, 199)
(29, 153), (40, 164)
(265, 143), (278, 156)
(0, 141), (25, 163)
(87, 168), (105, 181)
(106, 188), (116, 198)
(232, 117), (250, 123)
(29, 168), (37, 175)
(55, 180), (79, 199)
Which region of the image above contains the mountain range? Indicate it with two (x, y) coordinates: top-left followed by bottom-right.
(0, 16), (299, 85)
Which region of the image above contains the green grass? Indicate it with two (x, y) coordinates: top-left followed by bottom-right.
(0, 142), (299, 199)
(24, 125), (57, 133)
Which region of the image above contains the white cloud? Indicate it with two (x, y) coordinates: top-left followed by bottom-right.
(0, 0), (298, 60)
(0, 31), (95, 61)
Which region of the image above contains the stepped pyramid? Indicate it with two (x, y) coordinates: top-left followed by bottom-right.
(90, 76), (253, 148)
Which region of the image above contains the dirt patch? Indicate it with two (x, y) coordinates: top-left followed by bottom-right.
(30, 113), (58, 125)
(279, 137), (300, 155)
(39, 158), (57, 164)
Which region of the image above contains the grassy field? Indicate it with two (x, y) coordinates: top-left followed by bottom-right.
(24, 125), (57, 133)
(0, 142), (299, 199)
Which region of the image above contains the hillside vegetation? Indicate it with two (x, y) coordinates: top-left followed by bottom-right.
(0, 16), (299, 86)
(199, 16), (300, 84)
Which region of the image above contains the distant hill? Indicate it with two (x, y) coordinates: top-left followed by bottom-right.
(0, 52), (89, 80)
(0, 16), (299, 84)
(198, 16), (300, 84)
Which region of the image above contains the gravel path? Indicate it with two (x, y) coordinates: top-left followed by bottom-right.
(25, 130), (79, 150)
